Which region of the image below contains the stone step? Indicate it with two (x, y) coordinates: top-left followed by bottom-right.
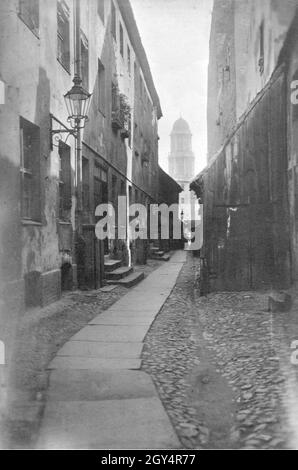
(149, 246), (160, 253)
(150, 250), (165, 258)
(104, 259), (122, 272)
(105, 266), (133, 281)
(150, 253), (170, 261)
(106, 271), (145, 288)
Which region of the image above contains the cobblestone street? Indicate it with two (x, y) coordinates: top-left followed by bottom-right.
(4, 251), (298, 449)
(142, 252), (298, 450)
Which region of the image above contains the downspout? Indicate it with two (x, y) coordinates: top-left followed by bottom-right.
(74, 0), (82, 215)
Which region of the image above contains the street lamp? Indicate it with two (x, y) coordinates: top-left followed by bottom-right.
(64, 75), (91, 130)
(50, 74), (91, 146)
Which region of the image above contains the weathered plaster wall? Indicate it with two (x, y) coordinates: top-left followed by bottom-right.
(0, 0), (78, 280)
(0, 0), (161, 296)
(207, 0), (236, 161)
(285, 11), (298, 282)
(234, 0), (298, 120)
(208, 0), (298, 162)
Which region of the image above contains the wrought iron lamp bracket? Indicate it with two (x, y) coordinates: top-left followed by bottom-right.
(50, 114), (78, 149)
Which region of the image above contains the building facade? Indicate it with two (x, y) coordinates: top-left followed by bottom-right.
(191, 0), (298, 292)
(158, 165), (183, 252)
(168, 118), (197, 224)
(0, 0), (162, 388)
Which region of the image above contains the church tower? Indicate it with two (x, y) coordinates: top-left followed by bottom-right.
(168, 118), (196, 221)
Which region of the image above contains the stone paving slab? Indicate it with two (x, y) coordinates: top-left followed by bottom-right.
(70, 325), (149, 342)
(38, 251), (186, 449)
(48, 356), (141, 371)
(106, 305), (161, 314)
(57, 340), (143, 358)
(47, 369), (157, 401)
(37, 398), (181, 449)
(88, 313), (154, 326)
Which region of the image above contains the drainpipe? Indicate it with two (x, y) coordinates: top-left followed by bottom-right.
(74, 0), (82, 215)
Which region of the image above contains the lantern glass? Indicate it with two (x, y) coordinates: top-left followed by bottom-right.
(64, 78), (91, 125)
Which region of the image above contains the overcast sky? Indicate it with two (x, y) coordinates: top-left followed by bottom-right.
(130, 0), (213, 176)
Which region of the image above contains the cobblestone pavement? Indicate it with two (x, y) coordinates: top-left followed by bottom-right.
(142, 252), (298, 449)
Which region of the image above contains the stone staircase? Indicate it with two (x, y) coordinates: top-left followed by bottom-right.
(104, 255), (145, 288)
(148, 243), (171, 262)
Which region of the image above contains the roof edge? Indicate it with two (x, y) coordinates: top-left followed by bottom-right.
(118, 0), (163, 119)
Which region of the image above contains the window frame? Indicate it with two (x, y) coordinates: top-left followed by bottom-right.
(97, 0), (105, 24)
(97, 59), (106, 115)
(20, 117), (41, 222)
(119, 22), (124, 57)
(80, 30), (89, 90)
(58, 141), (72, 221)
(18, 0), (40, 37)
(82, 156), (90, 212)
(111, 1), (116, 40)
(259, 20), (265, 75)
(57, 0), (71, 73)
(127, 44), (131, 75)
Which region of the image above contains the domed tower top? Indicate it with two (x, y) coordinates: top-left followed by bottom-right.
(171, 117), (192, 135)
(168, 117), (195, 182)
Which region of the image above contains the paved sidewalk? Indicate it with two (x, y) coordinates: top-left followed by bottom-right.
(37, 251), (186, 449)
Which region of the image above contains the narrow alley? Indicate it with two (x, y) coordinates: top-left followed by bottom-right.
(1, 0), (298, 456)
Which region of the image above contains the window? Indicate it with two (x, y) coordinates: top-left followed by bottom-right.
(81, 30), (89, 90)
(128, 113), (132, 148)
(259, 21), (264, 75)
(111, 2), (116, 39)
(94, 165), (102, 209)
(57, 0), (70, 72)
(177, 137), (184, 151)
(97, 0), (104, 23)
(119, 23), (124, 57)
(139, 75), (142, 97)
(121, 180), (126, 196)
(18, 0), (39, 35)
(127, 45), (131, 75)
(97, 59), (105, 114)
(58, 142), (71, 220)
(111, 82), (119, 114)
(82, 157), (89, 211)
(20, 117), (40, 220)
(94, 164), (108, 209)
(112, 175), (117, 203)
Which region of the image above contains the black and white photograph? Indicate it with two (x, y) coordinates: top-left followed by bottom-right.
(0, 0), (298, 454)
